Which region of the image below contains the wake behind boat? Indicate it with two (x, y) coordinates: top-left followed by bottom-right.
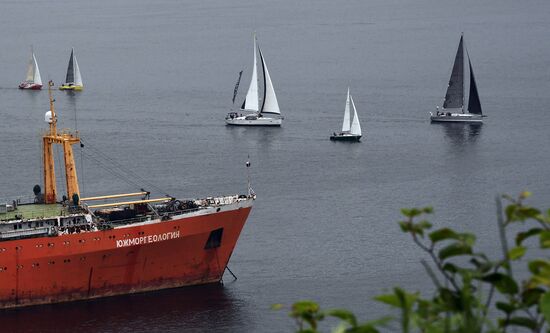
(226, 34), (283, 126)
(59, 48), (83, 91)
(18, 48), (42, 90)
(330, 87), (362, 142)
(430, 34), (485, 123)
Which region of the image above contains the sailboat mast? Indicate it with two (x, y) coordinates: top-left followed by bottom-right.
(259, 45), (267, 114)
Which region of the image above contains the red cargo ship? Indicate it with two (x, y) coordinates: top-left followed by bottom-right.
(0, 82), (254, 309)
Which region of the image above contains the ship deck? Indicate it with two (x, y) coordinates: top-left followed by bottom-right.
(0, 203), (66, 222)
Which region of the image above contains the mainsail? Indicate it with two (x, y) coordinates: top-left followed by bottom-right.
(32, 53), (42, 86)
(242, 37), (259, 112)
(467, 56), (482, 115)
(65, 49), (75, 84)
(350, 94), (361, 136)
(233, 70), (243, 105)
(443, 35), (464, 110)
(258, 47), (280, 115)
(25, 54), (34, 82)
(342, 88), (351, 132)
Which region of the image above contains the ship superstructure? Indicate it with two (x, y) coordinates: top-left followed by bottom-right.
(0, 82), (254, 309)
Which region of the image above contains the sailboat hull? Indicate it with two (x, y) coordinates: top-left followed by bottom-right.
(18, 82), (42, 90)
(430, 112), (483, 123)
(330, 133), (361, 142)
(59, 85), (83, 91)
(225, 115), (282, 126)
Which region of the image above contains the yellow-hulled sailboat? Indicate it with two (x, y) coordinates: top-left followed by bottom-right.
(59, 48), (83, 91)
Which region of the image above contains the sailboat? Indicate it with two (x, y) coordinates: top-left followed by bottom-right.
(330, 87), (362, 142)
(226, 34), (282, 126)
(430, 34), (484, 123)
(18, 49), (42, 90)
(59, 48), (83, 91)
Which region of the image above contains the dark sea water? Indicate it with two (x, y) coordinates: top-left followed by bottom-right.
(1, 0), (550, 332)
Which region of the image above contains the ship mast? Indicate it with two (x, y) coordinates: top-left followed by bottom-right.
(43, 81), (81, 204)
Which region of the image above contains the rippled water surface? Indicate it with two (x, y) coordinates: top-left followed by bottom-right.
(1, 0), (550, 332)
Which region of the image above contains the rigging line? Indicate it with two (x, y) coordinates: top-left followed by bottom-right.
(79, 150), (147, 190)
(79, 151), (146, 190)
(80, 156), (144, 193)
(83, 146), (168, 195)
(80, 139), (170, 195)
(79, 149), (154, 192)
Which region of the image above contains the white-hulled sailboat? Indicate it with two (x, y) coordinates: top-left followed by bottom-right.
(330, 88), (362, 142)
(226, 34), (283, 126)
(59, 48), (83, 91)
(19, 48), (43, 90)
(430, 34), (484, 123)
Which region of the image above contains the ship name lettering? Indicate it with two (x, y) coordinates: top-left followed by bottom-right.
(116, 231), (180, 248)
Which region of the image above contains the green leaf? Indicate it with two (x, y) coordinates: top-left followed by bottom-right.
(469, 257), (494, 274)
(460, 233), (476, 246)
(374, 294), (400, 307)
(290, 300), (323, 329)
(528, 259), (550, 275)
(438, 242), (472, 260)
(401, 208), (422, 218)
(507, 246), (526, 260)
(496, 301), (515, 314)
(442, 262), (459, 273)
(540, 231), (550, 248)
(438, 288), (461, 311)
(515, 228), (542, 246)
(417, 220), (432, 230)
(327, 309), (357, 327)
(505, 204), (517, 221)
(504, 316), (537, 330)
(539, 292), (550, 325)
(481, 273), (519, 294)
(521, 288), (545, 306)
(429, 228), (459, 243)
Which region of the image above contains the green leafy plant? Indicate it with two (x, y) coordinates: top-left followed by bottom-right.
(280, 192), (550, 332)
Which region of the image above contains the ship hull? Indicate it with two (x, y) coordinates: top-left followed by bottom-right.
(0, 203), (252, 309)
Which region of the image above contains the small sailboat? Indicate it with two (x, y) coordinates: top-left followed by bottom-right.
(59, 48), (83, 91)
(226, 34), (282, 126)
(18, 49), (42, 90)
(430, 34), (484, 123)
(330, 88), (362, 142)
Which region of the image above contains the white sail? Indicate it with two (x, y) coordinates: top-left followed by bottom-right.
(341, 88), (351, 132)
(259, 48), (280, 115)
(73, 52), (83, 87)
(350, 94), (361, 136)
(32, 53), (42, 86)
(25, 53), (34, 82)
(243, 36), (259, 112)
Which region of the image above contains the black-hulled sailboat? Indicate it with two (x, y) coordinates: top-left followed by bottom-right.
(430, 34), (484, 123)
(226, 34), (283, 126)
(330, 87), (362, 142)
